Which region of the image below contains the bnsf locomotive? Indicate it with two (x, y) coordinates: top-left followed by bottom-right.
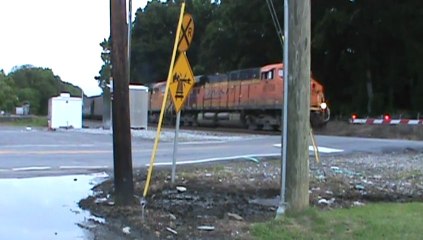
(149, 63), (330, 130)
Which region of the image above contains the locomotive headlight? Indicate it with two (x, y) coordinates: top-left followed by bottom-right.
(320, 102), (327, 110)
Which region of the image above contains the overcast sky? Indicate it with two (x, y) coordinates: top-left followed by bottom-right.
(0, 0), (147, 96)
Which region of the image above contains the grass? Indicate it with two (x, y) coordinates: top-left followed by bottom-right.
(0, 116), (48, 127)
(251, 202), (423, 240)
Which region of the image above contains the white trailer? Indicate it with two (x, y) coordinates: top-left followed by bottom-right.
(48, 93), (82, 129)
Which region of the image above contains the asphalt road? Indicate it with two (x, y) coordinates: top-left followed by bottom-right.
(1, 126), (423, 177)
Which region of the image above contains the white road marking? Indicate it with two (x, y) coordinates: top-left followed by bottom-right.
(0, 144), (96, 149)
(147, 153), (279, 166)
(179, 141), (226, 145)
(12, 166), (52, 171)
(90, 172), (109, 178)
(273, 144), (344, 153)
(9, 166), (109, 172)
(309, 146), (344, 153)
(59, 166), (109, 170)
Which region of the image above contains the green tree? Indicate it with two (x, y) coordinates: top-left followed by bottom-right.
(198, 0), (282, 73)
(184, 0), (221, 74)
(311, 0), (423, 116)
(129, 0), (282, 82)
(10, 66), (59, 115)
(8, 66), (81, 115)
(60, 80), (84, 97)
(131, 0), (180, 84)
(99, 0), (423, 116)
(16, 88), (40, 114)
(95, 38), (112, 89)
(0, 71), (18, 112)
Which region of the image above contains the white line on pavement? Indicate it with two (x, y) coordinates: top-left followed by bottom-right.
(0, 144), (96, 149)
(147, 153), (280, 166)
(12, 166), (52, 171)
(273, 144), (344, 153)
(309, 146), (344, 153)
(59, 166), (109, 169)
(179, 141), (226, 145)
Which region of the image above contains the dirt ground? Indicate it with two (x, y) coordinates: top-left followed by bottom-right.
(315, 120), (423, 140)
(79, 151), (423, 239)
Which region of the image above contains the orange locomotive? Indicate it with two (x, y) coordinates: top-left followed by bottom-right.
(149, 63), (330, 129)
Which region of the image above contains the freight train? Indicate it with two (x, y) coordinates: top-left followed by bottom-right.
(83, 95), (103, 120)
(84, 63), (330, 129)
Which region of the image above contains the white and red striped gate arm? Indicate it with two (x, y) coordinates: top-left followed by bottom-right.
(350, 118), (423, 125)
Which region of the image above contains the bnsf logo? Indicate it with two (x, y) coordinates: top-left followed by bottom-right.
(204, 87), (238, 99)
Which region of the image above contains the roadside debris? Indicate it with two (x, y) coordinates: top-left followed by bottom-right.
(168, 213), (177, 220)
(353, 201), (366, 207)
(166, 227), (177, 235)
(122, 226), (131, 235)
(197, 226), (215, 231)
(227, 212), (244, 221)
(176, 186), (187, 193)
(318, 198), (335, 206)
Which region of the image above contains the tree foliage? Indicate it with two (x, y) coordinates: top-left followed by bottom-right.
(0, 66), (82, 115)
(97, 0), (422, 116)
(0, 71), (18, 112)
(311, 0), (423, 116)
(130, 0), (181, 84)
(95, 38), (112, 90)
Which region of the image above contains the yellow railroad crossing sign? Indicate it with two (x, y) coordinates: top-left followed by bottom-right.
(178, 14), (194, 52)
(169, 53), (195, 113)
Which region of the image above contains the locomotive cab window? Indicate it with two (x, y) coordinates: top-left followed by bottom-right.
(261, 70), (274, 80)
(278, 69), (283, 78)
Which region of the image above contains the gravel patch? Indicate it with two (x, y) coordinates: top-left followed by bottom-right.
(69, 127), (259, 142)
(310, 150), (423, 207)
(80, 150), (423, 239)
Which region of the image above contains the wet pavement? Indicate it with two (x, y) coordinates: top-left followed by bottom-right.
(0, 173), (108, 240)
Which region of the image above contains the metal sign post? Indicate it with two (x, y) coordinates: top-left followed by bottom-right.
(276, 0), (289, 218)
(169, 52), (194, 184)
(143, 3), (186, 199)
(171, 111), (181, 184)
(143, 7), (195, 196)
(169, 14), (195, 184)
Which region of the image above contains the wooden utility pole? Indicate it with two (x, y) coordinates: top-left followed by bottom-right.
(110, 0), (134, 205)
(285, 0), (311, 212)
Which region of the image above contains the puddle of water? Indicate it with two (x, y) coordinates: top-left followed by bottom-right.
(0, 173), (108, 240)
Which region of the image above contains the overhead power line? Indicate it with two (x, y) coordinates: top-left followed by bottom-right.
(266, 0), (284, 47)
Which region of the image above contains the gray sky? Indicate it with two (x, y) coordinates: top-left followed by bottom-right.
(0, 0), (147, 96)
